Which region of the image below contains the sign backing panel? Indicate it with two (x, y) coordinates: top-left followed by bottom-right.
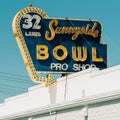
(12, 5), (107, 84)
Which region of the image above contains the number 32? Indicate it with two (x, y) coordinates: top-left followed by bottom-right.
(22, 14), (41, 29)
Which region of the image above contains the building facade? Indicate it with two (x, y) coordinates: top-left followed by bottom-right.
(0, 65), (120, 120)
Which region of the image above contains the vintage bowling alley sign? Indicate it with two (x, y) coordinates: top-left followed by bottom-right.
(12, 5), (107, 84)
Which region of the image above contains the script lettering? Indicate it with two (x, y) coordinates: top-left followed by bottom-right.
(45, 19), (99, 41)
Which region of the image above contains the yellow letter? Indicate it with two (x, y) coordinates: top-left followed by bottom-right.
(92, 47), (103, 62)
(72, 46), (87, 61)
(53, 45), (68, 61)
(45, 19), (58, 41)
(36, 45), (49, 60)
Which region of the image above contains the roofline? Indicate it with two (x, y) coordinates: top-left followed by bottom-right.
(1, 89), (120, 120)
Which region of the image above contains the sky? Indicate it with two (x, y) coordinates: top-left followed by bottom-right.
(0, 0), (120, 103)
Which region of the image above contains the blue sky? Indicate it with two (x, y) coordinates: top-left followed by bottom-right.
(0, 0), (120, 103)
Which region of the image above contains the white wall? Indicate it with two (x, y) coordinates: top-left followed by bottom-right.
(0, 65), (120, 118)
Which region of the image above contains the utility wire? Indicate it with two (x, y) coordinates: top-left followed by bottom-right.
(0, 83), (27, 91)
(0, 73), (35, 96)
(0, 71), (36, 96)
(0, 86), (25, 93)
(0, 75), (34, 85)
(66, 17), (107, 66)
(0, 83), (27, 95)
(0, 87), (25, 93)
(0, 89), (17, 96)
(0, 71), (28, 78)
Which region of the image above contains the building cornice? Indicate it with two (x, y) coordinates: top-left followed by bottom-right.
(1, 89), (120, 120)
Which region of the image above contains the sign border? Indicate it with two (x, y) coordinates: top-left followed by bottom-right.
(12, 6), (56, 86)
(12, 5), (107, 85)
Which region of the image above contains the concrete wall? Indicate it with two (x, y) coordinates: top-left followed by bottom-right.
(15, 96), (120, 120)
(0, 65), (120, 119)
